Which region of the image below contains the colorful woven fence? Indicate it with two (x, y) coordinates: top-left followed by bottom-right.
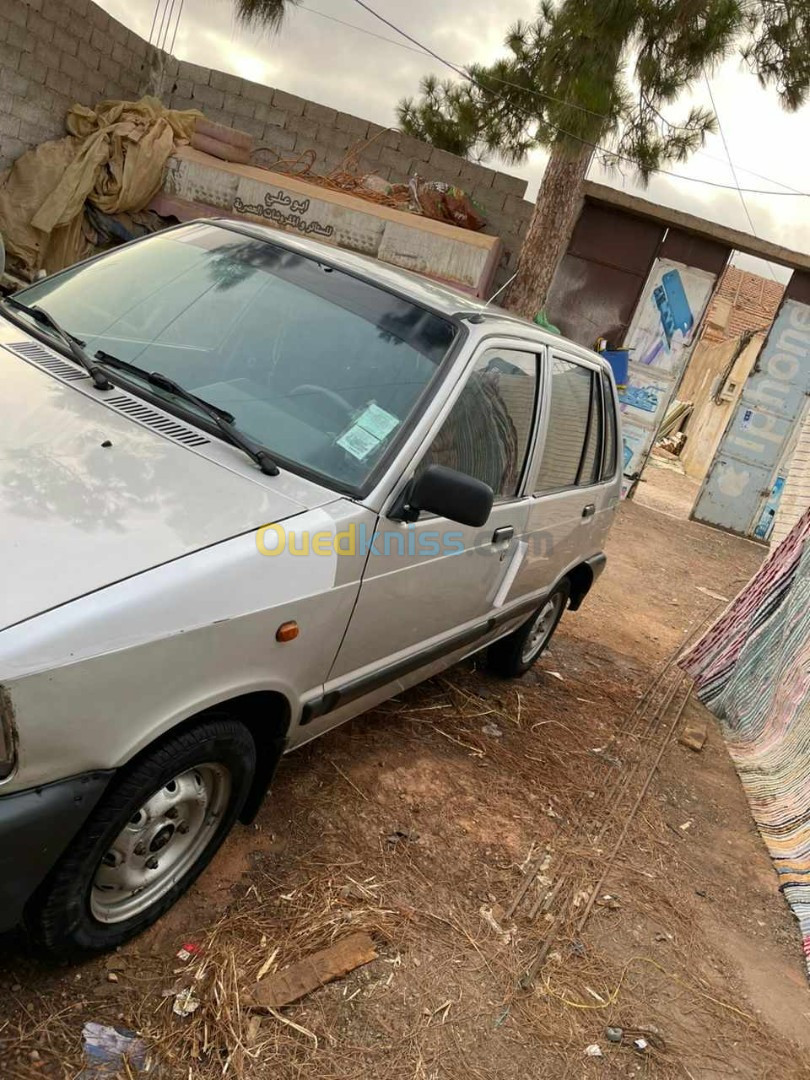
(679, 506), (810, 976)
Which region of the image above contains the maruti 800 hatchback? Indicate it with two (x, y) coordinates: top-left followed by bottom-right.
(0, 221), (620, 954)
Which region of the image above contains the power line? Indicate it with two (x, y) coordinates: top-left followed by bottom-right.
(703, 73), (781, 282)
(307, 1), (803, 194)
(349, 0), (809, 199)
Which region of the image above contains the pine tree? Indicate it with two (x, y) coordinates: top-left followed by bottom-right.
(398, 0), (809, 319)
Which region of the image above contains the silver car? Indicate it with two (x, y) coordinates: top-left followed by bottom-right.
(0, 221), (620, 954)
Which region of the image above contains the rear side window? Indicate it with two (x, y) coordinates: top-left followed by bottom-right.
(534, 357), (592, 491)
(580, 375), (604, 484)
(420, 348), (538, 499)
(600, 372), (618, 480)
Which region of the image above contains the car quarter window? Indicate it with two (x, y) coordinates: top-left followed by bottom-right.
(418, 347), (539, 499)
(600, 371), (618, 481)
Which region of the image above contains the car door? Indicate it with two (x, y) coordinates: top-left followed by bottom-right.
(517, 351), (618, 595)
(327, 343), (542, 686)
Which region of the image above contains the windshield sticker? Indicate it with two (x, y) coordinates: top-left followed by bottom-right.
(355, 402), (400, 440)
(336, 403), (400, 460)
(337, 424), (381, 460)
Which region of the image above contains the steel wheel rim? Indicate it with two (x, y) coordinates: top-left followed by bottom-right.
(521, 594), (563, 664)
(90, 763), (231, 924)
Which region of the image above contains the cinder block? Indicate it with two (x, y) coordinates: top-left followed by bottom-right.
(170, 77), (192, 99)
(18, 118), (56, 145)
(0, 134), (26, 165)
(191, 82), (224, 109)
(334, 111), (369, 139)
(18, 51), (46, 84)
(85, 66), (106, 96)
(77, 41), (101, 72)
(0, 67), (27, 96)
(168, 95), (196, 113)
(263, 126), (296, 151)
(111, 42), (130, 67)
(109, 17), (129, 46)
(6, 23), (27, 50)
(285, 114), (317, 142)
(4, 2), (27, 31)
(99, 55), (120, 82)
(224, 91), (255, 119)
(127, 29), (147, 59)
(303, 100), (336, 125)
(317, 124), (352, 152)
(0, 19), (9, 45)
(397, 133), (432, 162)
(379, 146), (409, 175)
(272, 88), (306, 115)
(492, 170), (527, 197)
(69, 79), (94, 107)
(0, 112), (21, 139)
(177, 60), (211, 85)
(210, 70), (243, 95)
(197, 107), (235, 128)
(0, 42), (22, 71)
(60, 51), (84, 81)
(89, 3), (110, 31)
(428, 146), (463, 178)
(504, 192), (532, 219)
(254, 103), (287, 127)
(90, 27), (111, 54)
(27, 11), (54, 42)
(52, 26), (80, 56)
(241, 80), (273, 105)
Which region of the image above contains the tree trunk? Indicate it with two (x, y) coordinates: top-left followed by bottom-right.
(504, 141), (592, 321)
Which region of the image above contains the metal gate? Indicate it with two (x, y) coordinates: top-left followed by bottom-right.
(692, 286), (810, 539)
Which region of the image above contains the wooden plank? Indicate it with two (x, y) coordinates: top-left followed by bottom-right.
(246, 933), (377, 1010)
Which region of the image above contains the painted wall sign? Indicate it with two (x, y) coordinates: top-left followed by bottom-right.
(233, 190), (335, 239)
(693, 298), (810, 537)
(620, 259), (717, 493)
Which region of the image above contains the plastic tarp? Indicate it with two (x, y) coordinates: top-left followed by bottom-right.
(0, 97), (200, 277)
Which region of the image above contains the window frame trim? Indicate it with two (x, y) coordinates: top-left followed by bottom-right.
(599, 370), (620, 482)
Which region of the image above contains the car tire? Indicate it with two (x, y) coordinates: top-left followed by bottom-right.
(27, 718), (256, 957)
(486, 580), (570, 678)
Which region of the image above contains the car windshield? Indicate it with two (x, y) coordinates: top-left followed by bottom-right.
(15, 223), (458, 492)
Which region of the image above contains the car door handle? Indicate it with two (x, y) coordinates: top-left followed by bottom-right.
(582, 504), (596, 519)
(492, 525), (514, 544)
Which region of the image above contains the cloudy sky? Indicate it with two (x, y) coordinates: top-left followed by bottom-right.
(99, 0), (809, 281)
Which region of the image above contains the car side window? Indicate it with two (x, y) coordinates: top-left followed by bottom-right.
(419, 348), (538, 499)
(579, 373), (604, 486)
(534, 356), (593, 492)
(600, 372), (618, 480)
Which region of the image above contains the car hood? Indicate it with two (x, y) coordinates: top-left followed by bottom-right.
(0, 350), (314, 630)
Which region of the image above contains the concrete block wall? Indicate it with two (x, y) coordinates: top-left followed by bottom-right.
(1, 0), (534, 286)
(0, 0), (156, 170)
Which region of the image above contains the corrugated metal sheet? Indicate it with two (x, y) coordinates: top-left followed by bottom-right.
(692, 296), (810, 537)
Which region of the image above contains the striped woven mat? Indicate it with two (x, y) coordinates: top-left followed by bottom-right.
(679, 506), (810, 976)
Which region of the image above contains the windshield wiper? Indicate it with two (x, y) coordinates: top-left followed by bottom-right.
(95, 351), (280, 477)
(1, 295), (113, 390)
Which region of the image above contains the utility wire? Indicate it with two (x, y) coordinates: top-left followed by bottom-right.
(309, 0), (801, 193)
(349, 0), (808, 199)
(703, 73), (781, 282)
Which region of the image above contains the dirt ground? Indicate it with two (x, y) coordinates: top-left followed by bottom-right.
(2, 495), (809, 1079)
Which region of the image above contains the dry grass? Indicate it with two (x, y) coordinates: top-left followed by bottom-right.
(2, 634), (808, 1080)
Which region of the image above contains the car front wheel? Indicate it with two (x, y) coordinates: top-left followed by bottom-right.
(28, 718), (256, 956)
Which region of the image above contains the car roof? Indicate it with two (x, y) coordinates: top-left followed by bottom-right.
(207, 218), (608, 371)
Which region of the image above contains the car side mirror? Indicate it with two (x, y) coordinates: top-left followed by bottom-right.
(394, 464), (494, 528)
